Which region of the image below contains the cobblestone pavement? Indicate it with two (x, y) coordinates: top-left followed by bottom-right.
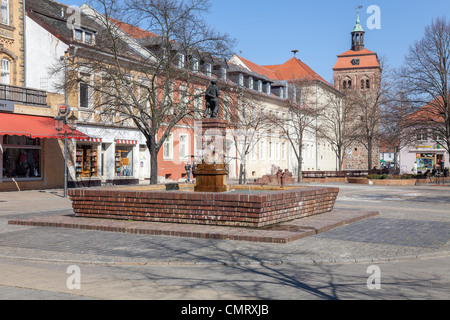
(0, 184), (450, 300)
(0, 184), (449, 266)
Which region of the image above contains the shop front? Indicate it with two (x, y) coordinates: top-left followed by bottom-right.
(400, 144), (449, 174)
(72, 125), (147, 187)
(0, 113), (88, 191)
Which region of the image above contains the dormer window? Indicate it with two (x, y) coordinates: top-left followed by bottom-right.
(265, 83), (271, 95)
(205, 63), (212, 77)
(178, 53), (185, 68)
(238, 74), (244, 86)
(257, 80), (262, 92)
(193, 58), (199, 72)
(74, 28), (95, 45)
(221, 67), (227, 81)
(85, 32), (94, 44)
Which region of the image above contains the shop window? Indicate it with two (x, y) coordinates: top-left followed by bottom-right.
(2, 135), (42, 180)
(115, 146), (133, 177)
(75, 145), (98, 178)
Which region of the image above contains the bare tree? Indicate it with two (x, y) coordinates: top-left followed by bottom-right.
(317, 89), (357, 171)
(222, 88), (271, 184)
(274, 80), (319, 182)
(399, 17), (450, 154)
(65, 0), (235, 184)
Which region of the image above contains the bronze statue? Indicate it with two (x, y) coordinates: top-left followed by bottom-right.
(204, 79), (220, 118)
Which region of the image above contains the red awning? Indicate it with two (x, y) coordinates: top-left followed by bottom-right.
(0, 113), (89, 140)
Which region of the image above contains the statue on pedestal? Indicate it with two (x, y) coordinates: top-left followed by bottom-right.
(203, 79), (221, 118)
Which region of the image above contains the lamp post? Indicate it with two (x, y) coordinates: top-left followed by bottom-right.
(55, 110), (78, 198)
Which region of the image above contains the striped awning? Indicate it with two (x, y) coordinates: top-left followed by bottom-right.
(78, 137), (102, 143)
(115, 139), (138, 145)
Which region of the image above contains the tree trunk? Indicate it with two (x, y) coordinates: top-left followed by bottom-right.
(149, 148), (159, 185)
(297, 157), (303, 183)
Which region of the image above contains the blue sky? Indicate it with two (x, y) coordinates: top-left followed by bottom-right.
(64, 0), (450, 83)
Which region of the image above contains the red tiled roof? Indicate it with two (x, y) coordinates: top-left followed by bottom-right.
(109, 17), (158, 39)
(233, 55), (278, 80)
(268, 57), (330, 84)
(409, 96), (447, 123)
(333, 48), (380, 70)
(232, 55), (331, 86)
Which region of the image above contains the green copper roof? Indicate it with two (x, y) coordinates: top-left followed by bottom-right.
(352, 14), (365, 32)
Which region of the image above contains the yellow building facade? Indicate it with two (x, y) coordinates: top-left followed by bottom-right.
(0, 0), (68, 191)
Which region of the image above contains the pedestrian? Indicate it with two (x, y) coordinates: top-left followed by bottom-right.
(185, 162), (192, 183)
(432, 167), (437, 177)
(191, 156), (197, 183)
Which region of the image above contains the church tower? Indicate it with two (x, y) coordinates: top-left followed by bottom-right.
(332, 8), (382, 170)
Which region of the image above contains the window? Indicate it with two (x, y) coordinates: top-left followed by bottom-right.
(76, 145), (99, 178)
(74, 29), (95, 45)
(1, 58), (10, 85)
(75, 29), (83, 41)
(1, 0), (9, 25)
(85, 32), (94, 44)
(114, 146), (133, 177)
(205, 64), (212, 77)
(79, 81), (89, 109)
(343, 80), (347, 89)
(179, 134), (189, 160)
(366, 79), (370, 89)
(281, 142), (286, 160)
(221, 67), (227, 81)
(260, 140), (265, 160)
(178, 53), (185, 68)
(163, 134), (173, 160)
(239, 74), (244, 86)
(1, 135), (42, 180)
(192, 58), (199, 72)
(417, 129), (428, 141)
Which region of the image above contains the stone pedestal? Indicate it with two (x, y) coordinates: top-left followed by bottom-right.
(194, 118), (230, 193)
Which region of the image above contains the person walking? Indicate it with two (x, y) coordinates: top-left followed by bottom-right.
(191, 156), (197, 184)
(185, 162), (192, 183)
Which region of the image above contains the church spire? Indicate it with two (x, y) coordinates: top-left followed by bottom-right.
(351, 6), (365, 51)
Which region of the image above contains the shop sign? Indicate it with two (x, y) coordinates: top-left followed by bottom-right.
(415, 145), (432, 149)
(58, 104), (71, 117)
(0, 100), (14, 113)
(122, 158), (130, 166)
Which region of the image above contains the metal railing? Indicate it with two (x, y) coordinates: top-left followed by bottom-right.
(0, 84), (47, 107)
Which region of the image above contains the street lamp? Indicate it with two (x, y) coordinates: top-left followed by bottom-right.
(55, 108), (78, 198)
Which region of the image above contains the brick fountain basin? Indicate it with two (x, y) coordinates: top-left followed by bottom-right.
(68, 186), (339, 228)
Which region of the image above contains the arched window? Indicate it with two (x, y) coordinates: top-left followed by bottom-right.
(361, 79), (365, 89)
(1, 58), (10, 85)
(343, 80), (347, 89)
(348, 80), (352, 89)
(366, 79), (370, 89)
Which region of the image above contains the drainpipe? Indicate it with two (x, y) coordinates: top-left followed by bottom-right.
(23, 0), (26, 86)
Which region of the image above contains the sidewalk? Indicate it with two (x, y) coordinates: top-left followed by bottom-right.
(1, 184), (450, 266)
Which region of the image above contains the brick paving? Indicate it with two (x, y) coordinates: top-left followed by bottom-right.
(8, 209), (378, 244)
(317, 218), (450, 249)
